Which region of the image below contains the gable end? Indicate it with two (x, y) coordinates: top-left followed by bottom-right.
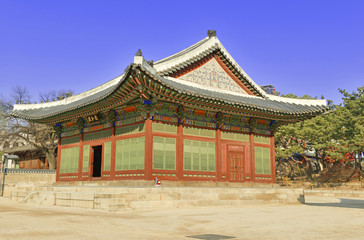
(168, 51), (260, 96)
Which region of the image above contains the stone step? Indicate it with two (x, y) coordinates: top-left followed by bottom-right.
(15, 191), (55, 205)
(19, 192), (40, 204)
(94, 198), (126, 204)
(94, 203), (128, 210)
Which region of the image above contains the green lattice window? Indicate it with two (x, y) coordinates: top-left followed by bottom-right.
(152, 122), (177, 134)
(116, 124), (145, 136)
(84, 129), (112, 142)
(153, 137), (176, 170)
(82, 145), (89, 172)
(104, 142), (111, 171)
(183, 127), (215, 138)
(115, 137), (145, 170)
(183, 140), (215, 172)
(254, 147), (271, 174)
(60, 147), (79, 173)
(221, 131), (249, 142)
(254, 135), (271, 145)
(61, 136), (80, 146)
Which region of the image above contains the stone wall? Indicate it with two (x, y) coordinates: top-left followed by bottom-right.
(2, 169), (56, 197)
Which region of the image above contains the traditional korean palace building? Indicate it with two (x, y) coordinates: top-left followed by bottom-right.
(12, 31), (329, 183)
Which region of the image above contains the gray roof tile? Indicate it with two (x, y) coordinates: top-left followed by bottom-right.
(12, 64), (328, 122)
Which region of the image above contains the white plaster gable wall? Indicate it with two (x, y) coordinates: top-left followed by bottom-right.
(165, 76), (259, 100)
(178, 58), (248, 94)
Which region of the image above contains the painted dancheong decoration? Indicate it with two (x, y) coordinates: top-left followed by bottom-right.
(11, 30), (329, 183)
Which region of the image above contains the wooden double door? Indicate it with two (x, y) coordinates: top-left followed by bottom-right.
(229, 150), (245, 181)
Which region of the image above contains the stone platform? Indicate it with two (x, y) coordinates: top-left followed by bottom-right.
(9, 183), (305, 211)
(304, 189), (364, 198)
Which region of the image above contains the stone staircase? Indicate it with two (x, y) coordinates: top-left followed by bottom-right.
(9, 185), (305, 211)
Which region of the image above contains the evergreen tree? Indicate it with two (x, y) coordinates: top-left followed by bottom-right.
(335, 87), (364, 166)
(275, 87), (364, 182)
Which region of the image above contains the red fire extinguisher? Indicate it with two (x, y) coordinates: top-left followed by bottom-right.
(155, 177), (161, 187)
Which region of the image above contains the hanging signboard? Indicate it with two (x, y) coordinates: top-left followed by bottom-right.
(87, 114), (99, 123)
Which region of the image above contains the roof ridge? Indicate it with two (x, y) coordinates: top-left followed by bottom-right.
(154, 37), (210, 65)
(154, 37), (218, 73)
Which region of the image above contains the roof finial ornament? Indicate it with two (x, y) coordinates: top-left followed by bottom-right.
(207, 30), (216, 38)
(136, 49), (143, 56)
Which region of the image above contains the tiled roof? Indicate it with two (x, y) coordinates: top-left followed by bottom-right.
(12, 63), (328, 122)
(3, 144), (38, 154)
(158, 76), (328, 115)
(11, 32), (329, 122)
(12, 72), (128, 120)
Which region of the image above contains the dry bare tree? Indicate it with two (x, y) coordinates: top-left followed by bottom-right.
(0, 86), (73, 169)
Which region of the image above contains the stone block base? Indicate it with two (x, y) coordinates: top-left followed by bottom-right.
(9, 185), (304, 211)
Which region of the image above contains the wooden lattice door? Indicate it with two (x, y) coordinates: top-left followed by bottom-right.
(229, 151), (244, 181)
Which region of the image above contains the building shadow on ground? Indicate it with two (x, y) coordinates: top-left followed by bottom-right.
(186, 234), (236, 240)
(305, 198), (364, 209)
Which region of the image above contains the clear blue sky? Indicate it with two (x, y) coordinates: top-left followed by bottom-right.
(0, 0), (363, 104)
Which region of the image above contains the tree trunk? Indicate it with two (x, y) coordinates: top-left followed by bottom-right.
(316, 150), (323, 171)
(358, 151), (361, 181)
(46, 152), (56, 169)
(322, 150), (328, 170)
(359, 151), (362, 171)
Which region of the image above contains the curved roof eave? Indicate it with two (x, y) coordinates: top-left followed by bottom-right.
(11, 63), (329, 122)
(151, 74), (329, 116)
(11, 66), (134, 121)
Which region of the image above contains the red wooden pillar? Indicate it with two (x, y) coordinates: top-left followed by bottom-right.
(110, 122), (116, 179)
(144, 118), (153, 180)
(249, 133), (255, 182)
(78, 131), (84, 180)
(216, 129), (222, 181)
(56, 138), (61, 181)
(270, 135), (276, 183)
(176, 124), (183, 180)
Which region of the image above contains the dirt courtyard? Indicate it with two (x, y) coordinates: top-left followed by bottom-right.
(0, 196), (363, 240)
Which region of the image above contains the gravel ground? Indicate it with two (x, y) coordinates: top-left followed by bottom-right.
(0, 196), (363, 240)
